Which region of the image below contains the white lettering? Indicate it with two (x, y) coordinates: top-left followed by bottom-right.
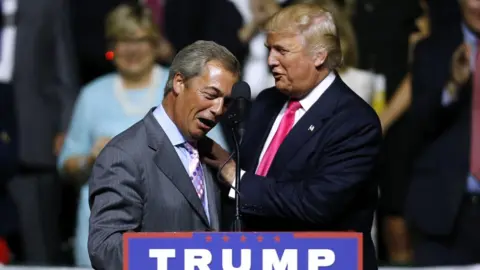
(222, 249), (251, 270)
(149, 249), (175, 270)
(262, 249), (297, 270)
(308, 249), (335, 269)
(184, 249), (212, 270)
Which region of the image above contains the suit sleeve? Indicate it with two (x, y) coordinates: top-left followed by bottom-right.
(54, 0), (79, 132)
(238, 112), (382, 225)
(88, 146), (144, 270)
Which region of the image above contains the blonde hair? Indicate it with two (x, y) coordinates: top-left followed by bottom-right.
(105, 3), (160, 44)
(265, 3), (342, 69)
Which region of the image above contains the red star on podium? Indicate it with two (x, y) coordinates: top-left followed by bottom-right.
(240, 235), (247, 242)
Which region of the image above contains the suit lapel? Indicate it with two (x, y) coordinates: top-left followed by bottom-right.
(268, 78), (343, 177)
(144, 110), (210, 228)
(244, 92), (288, 170)
(203, 164), (220, 231)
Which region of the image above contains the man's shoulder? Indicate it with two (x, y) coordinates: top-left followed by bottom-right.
(103, 119), (149, 160)
(327, 78), (382, 134)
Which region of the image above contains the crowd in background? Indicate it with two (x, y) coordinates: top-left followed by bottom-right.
(0, 0), (478, 268)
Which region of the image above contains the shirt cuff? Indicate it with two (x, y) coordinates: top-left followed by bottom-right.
(228, 170), (246, 199)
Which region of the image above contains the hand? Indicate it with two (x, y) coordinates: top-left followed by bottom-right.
(156, 37), (175, 63)
(90, 137), (111, 159)
(250, 0), (280, 27)
(450, 43), (471, 87)
(53, 133), (65, 156)
(198, 137), (236, 185)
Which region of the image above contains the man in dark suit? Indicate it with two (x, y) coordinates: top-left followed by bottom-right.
(203, 4), (382, 270)
(0, 0), (78, 264)
(87, 40), (240, 270)
(405, 0), (480, 266)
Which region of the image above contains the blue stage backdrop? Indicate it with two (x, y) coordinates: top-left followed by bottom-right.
(123, 232), (363, 270)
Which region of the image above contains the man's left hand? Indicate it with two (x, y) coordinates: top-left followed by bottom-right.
(53, 133), (65, 156)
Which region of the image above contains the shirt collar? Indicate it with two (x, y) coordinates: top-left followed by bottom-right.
(298, 71), (336, 111)
(462, 23), (477, 47)
(152, 104), (186, 147)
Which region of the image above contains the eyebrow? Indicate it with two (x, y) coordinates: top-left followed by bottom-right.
(265, 43), (288, 51)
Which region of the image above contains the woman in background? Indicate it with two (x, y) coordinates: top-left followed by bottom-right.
(58, 3), (229, 267)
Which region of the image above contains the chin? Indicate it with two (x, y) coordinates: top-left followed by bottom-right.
(190, 130), (207, 141)
(275, 83), (292, 95)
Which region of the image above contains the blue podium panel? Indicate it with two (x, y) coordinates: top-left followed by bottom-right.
(123, 232), (363, 270)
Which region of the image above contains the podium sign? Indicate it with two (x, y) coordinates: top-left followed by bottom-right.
(123, 232), (363, 270)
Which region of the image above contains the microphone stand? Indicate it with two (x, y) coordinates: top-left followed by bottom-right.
(228, 117), (243, 232)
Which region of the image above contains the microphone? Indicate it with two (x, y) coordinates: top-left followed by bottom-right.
(226, 81), (251, 141)
(226, 81), (251, 232)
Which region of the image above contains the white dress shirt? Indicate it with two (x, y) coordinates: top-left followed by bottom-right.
(0, 0), (17, 83)
(229, 72), (336, 198)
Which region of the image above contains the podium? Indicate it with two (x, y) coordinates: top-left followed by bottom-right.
(123, 232), (363, 269)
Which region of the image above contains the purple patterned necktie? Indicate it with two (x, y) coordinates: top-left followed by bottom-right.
(184, 142), (206, 205)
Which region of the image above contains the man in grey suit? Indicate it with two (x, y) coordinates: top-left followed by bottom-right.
(0, 0), (78, 264)
(88, 40), (240, 270)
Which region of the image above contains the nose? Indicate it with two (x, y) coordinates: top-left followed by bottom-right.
(210, 98), (225, 118)
(267, 50), (279, 67)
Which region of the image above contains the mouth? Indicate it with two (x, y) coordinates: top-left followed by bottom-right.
(197, 118), (216, 130)
(272, 72), (283, 79)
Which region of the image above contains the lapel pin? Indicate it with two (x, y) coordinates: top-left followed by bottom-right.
(308, 125), (315, 132)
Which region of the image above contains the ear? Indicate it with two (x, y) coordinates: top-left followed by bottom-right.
(172, 72), (185, 96)
(313, 50), (328, 68)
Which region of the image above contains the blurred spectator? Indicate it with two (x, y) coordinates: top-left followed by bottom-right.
(350, 0), (423, 265)
(405, 0), (480, 266)
(325, 0), (386, 112)
(0, 0), (78, 265)
(57, 3), (230, 266)
(69, 0), (175, 86)
(69, 0), (134, 85)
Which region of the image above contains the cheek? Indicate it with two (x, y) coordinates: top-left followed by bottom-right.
(284, 58), (308, 81)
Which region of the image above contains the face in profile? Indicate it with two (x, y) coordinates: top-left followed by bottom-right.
(266, 32), (325, 98)
(113, 28), (157, 78)
(171, 61), (237, 141)
(461, 0), (480, 34)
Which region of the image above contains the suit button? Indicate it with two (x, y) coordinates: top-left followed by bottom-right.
(472, 195), (479, 205)
(0, 131), (10, 144)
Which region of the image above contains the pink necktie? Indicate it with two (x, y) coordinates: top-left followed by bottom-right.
(256, 100), (302, 176)
(471, 43), (480, 180)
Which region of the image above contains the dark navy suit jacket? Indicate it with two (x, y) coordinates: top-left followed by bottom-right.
(236, 75), (382, 270)
(405, 24), (472, 236)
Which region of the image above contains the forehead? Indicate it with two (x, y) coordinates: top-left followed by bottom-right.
(266, 32), (304, 49)
(194, 61), (237, 95)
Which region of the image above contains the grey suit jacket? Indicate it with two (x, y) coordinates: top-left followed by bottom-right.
(14, 0), (78, 166)
(88, 110), (224, 270)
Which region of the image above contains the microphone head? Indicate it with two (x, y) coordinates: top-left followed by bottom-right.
(230, 81), (251, 100)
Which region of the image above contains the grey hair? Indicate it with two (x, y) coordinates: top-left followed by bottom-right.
(164, 40), (241, 96)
